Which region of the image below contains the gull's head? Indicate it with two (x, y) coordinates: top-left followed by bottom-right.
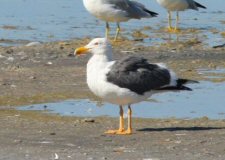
(74, 38), (112, 56)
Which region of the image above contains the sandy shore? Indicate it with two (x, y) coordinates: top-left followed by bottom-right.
(0, 38), (225, 106)
(0, 39), (225, 159)
(1, 109), (225, 160)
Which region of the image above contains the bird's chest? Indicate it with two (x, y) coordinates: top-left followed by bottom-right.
(86, 59), (109, 98)
(87, 68), (104, 96)
(83, 0), (128, 22)
(84, 1), (110, 17)
(158, 0), (189, 11)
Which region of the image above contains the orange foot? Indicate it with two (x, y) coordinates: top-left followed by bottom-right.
(167, 26), (174, 32)
(167, 27), (180, 33)
(173, 27), (180, 33)
(112, 39), (122, 44)
(105, 129), (132, 135)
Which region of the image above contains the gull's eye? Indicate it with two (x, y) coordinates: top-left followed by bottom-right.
(94, 42), (99, 45)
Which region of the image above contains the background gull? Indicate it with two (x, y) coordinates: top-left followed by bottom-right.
(156, 0), (206, 32)
(74, 38), (198, 135)
(83, 0), (158, 41)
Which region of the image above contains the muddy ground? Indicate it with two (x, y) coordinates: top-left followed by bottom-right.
(0, 38), (225, 160)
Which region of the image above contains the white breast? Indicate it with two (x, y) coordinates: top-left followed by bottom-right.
(157, 0), (189, 11)
(83, 0), (130, 22)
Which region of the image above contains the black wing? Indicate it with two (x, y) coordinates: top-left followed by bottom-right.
(106, 56), (171, 95)
(187, 0), (206, 10)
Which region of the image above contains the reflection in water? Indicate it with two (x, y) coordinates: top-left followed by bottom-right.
(156, 28), (203, 46)
(0, 0), (224, 46)
(18, 81), (225, 120)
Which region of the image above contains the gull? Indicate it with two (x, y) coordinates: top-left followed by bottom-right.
(156, 0), (206, 32)
(83, 0), (158, 41)
(75, 38), (198, 135)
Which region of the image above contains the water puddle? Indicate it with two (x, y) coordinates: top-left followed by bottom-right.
(0, 0), (224, 47)
(198, 68), (225, 80)
(198, 68), (225, 74)
(18, 81), (225, 120)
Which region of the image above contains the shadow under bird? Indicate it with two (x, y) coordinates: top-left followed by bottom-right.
(83, 0), (158, 41)
(74, 38), (198, 135)
(156, 0), (206, 32)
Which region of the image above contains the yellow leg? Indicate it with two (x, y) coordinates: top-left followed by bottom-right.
(174, 11), (180, 32)
(119, 106), (125, 131)
(167, 11), (174, 32)
(115, 105), (132, 135)
(105, 105), (132, 135)
(126, 105), (132, 134)
(105, 106), (125, 134)
(114, 23), (120, 41)
(105, 22), (109, 39)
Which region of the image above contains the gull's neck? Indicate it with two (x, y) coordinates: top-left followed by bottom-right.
(86, 46), (114, 98)
(87, 47), (114, 89)
(88, 47), (114, 66)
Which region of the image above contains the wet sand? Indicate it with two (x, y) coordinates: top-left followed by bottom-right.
(0, 39), (225, 159)
(1, 110), (225, 160)
(1, 38), (225, 106)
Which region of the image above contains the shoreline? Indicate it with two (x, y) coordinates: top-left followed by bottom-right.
(0, 39), (225, 159)
(0, 39), (225, 106)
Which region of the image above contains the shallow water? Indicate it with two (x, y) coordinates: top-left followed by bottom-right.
(18, 80), (225, 119)
(198, 68), (225, 80)
(18, 68), (225, 119)
(0, 0), (224, 46)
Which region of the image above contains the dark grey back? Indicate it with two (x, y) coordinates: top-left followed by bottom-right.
(106, 56), (171, 95)
(104, 0), (151, 18)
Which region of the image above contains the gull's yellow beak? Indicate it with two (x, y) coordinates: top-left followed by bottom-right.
(74, 47), (89, 56)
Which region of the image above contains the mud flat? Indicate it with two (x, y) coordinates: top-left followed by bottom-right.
(0, 39), (225, 159)
(1, 110), (225, 160)
(0, 38), (225, 106)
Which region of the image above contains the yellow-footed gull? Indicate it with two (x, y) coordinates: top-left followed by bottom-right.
(156, 0), (206, 32)
(75, 38), (198, 135)
(83, 0), (158, 41)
